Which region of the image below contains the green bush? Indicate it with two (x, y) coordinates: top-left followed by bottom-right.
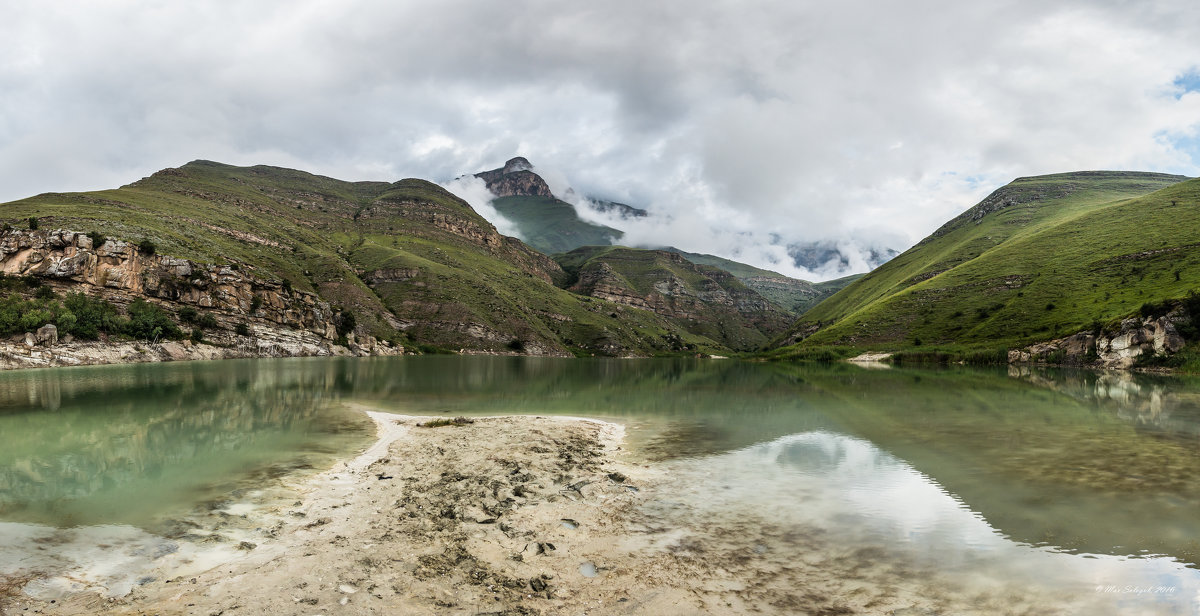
(235, 322), (250, 336)
(196, 312), (219, 329)
(27, 217), (37, 230)
(1178, 291), (1200, 341)
(178, 305), (198, 323)
(63, 293), (121, 339)
(250, 295), (263, 312)
(87, 231), (107, 249)
(138, 239), (156, 256)
(124, 298), (182, 341)
(336, 310), (356, 337)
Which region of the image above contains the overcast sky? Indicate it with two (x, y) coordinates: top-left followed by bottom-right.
(3, 0), (1199, 280)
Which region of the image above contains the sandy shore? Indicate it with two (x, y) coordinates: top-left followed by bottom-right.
(3, 411), (712, 615)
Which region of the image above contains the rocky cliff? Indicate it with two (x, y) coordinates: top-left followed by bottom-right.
(0, 228), (401, 369)
(1009, 314), (1187, 369)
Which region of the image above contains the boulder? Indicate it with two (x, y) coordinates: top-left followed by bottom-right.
(36, 324), (58, 346)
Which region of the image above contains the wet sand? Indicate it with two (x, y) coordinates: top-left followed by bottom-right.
(1, 410), (1116, 615)
(3, 411), (698, 615)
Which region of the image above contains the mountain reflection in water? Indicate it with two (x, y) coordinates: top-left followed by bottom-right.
(0, 359), (373, 530)
(652, 430), (1200, 614)
(0, 356), (1198, 613)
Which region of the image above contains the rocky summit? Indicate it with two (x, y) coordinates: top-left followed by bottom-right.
(475, 156), (555, 198)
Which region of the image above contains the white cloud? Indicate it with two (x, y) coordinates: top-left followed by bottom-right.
(438, 175), (522, 239)
(1, 0), (1198, 280)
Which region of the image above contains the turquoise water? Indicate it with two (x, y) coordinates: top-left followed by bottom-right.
(0, 358), (374, 531)
(2, 356), (1200, 611)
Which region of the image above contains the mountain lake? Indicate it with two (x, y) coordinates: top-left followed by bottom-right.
(1, 356), (1199, 613)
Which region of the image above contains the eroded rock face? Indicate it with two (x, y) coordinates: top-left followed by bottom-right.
(0, 228), (334, 336)
(0, 228), (404, 366)
(1010, 314), (1187, 369)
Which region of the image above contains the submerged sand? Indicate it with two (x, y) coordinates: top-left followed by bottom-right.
(2, 410), (1117, 615)
(4, 411), (696, 615)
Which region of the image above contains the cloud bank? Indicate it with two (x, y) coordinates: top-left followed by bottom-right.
(2, 1), (1198, 279)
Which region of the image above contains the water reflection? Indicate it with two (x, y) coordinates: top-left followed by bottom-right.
(2, 356), (1200, 609)
(0, 360), (373, 530)
(658, 430), (1200, 614)
(1009, 365), (1200, 442)
(331, 357), (1200, 570)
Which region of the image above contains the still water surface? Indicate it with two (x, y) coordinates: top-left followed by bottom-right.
(1, 356), (1199, 612)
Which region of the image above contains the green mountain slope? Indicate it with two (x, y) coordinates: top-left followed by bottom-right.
(555, 246), (793, 351)
(665, 248), (861, 314)
(2, 161), (733, 357)
(491, 195), (623, 254)
(774, 171), (1195, 353)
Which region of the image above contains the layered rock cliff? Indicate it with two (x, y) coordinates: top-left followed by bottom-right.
(0, 228), (400, 368)
(1009, 314), (1187, 369)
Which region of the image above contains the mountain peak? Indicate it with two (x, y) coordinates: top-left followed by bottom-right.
(475, 157), (553, 198)
(503, 157), (533, 174)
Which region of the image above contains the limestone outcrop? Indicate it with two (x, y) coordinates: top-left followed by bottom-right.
(1008, 315), (1187, 369)
(0, 228), (403, 369)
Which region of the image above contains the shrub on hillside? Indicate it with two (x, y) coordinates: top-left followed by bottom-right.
(336, 310), (356, 337)
(196, 312), (219, 329)
(124, 298), (182, 341)
(63, 293), (121, 339)
(1179, 291), (1200, 341)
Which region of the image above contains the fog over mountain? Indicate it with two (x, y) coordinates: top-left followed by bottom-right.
(3, 1), (1199, 279)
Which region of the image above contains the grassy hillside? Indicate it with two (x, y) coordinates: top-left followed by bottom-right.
(556, 245), (793, 351)
(492, 196), (623, 254)
(664, 249), (860, 314)
(773, 171), (1196, 355)
(2, 161), (730, 356)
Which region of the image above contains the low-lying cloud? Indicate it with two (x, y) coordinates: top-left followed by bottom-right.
(440, 175), (523, 239)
